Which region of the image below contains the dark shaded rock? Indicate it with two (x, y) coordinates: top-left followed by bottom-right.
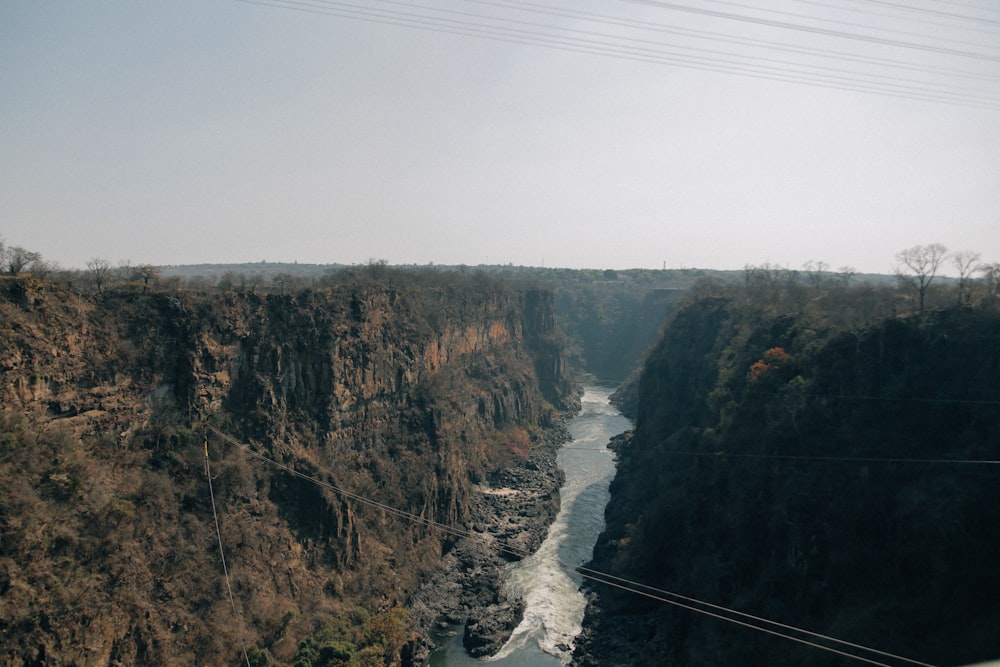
(463, 599), (526, 658)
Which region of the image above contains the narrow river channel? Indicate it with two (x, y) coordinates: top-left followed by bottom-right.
(430, 384), (632, 666)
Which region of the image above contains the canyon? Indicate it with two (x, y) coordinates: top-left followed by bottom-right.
(5, 264), (997, 667)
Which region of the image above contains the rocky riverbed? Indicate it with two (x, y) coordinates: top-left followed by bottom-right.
(407, 422), (571, 664)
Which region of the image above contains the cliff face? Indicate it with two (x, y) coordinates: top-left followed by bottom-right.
(576, 297), (1000, 667)
(0, 274), (575, 666)
(554, 281), (686, 383)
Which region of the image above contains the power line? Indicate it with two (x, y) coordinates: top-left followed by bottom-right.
(203, 424), (938, 666)
(206, 425), (532, 557)
(478, 0), (1000, 83)
(585, 446), (1000, 465)
(854, 0), (1000, 27)
(792, 0), (1000, 37)
(624, 0), (1000, 61)
(928, 0), (1000, 12)
(574, 568), (926, 667)
(230, 0), (1000, 109)
(204, 438), (252, 667)
(573, 564), (935, 666)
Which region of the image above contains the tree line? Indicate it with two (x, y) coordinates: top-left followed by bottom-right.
(738, 243), (998, 315)
(3, 235), (998, 310)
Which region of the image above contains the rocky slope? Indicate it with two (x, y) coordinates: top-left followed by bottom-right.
(0, 273), (576, 666)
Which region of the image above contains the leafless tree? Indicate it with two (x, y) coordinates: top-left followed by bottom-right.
(803, 260), (830, 292)
(87, 257), (113, 295)
(836, 266), (857, 287)
(4, 246), (41, 275)
(743, 262), (786, 288)
(28, 258), (58, 280)
(979, 263), (1000, 306)
(271, 272), (298, 295)
(895, 243), (947, 315)
(952, 250), (981, 306)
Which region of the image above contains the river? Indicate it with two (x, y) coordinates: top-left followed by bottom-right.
(430, 384), (631, 666)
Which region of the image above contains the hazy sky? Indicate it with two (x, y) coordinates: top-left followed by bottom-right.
(3, 0), (999, 273)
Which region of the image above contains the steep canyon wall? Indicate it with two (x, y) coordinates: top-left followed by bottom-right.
(576, 296), (1000, 667)
(0, 275), (574, 666)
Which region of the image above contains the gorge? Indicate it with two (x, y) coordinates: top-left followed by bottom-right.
(3, 265), (999, 667)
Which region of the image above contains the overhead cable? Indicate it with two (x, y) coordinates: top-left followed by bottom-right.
(623, 0), (1000, 61)
(476, 0), (1000, 82)
(232, 0), (1000, 109)
(204, 438), (253, 667)
(203, 424), (938, 666)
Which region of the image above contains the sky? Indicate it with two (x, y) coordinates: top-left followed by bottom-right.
(2, 0), (999, 274)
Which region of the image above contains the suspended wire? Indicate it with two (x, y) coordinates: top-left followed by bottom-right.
(623, 0), (1000, 59)
(203, 424), (937, 666)
(574, 569), (923, 667)
(645, 0), (1000, 50)
(854, 0), (1000, 27)
(204, 439), (253, 667)
(477, 0), (1000, 82)
(792, 0), (1000, 37)
(569, 445), (1000, 465)
(572, 563), (927, 665)
(457, 0), (999, 100)
(928, 0), (1000, 12)
(565, 391), (1000, 463)
(232, 0), (1000, 109)
(205, 425), (531, 558)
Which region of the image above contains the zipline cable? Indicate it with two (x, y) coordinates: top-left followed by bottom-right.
(574, 565), (935, 666)
(576, 569), (904, 667)
(565, 445), (1000, 465)
(205, 426), (531, 559)
(205, 438), (253, 667)
(203, 424), (936, 666)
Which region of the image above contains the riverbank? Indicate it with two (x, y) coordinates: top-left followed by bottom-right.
(407, 420), (573, 664)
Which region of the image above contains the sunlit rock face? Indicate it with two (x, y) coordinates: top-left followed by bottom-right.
(0, 274), (575, 666)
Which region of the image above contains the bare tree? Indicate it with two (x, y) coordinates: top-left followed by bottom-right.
(952, 250), (981, 307)
(895, 243), (947, 315)
(272, 272), (296, 295)
(4, 246), (42, 275)
(803, 260), (830, 292)
(367, 257), (390, 280)
(836, 266), (857, 287)
(743, 262), (785, 288)
(28, 258), (57, 280)
(87, 257), (113, 295)
(979, 263), (1000, 306)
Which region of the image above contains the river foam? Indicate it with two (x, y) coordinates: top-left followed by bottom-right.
(431, 385), (631, 666)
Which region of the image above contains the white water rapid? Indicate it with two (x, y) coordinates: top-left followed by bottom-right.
(430, 385), (631, 666)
